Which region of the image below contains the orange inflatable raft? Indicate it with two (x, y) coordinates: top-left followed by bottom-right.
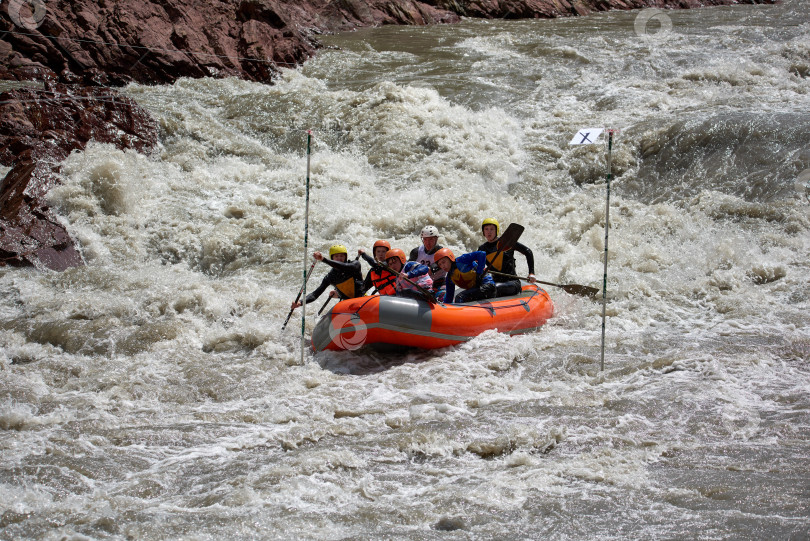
(311, 282), (553, 352)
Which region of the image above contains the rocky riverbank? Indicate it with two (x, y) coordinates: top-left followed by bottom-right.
(0, 84), (157, 270)
(0, 0), (776, 270)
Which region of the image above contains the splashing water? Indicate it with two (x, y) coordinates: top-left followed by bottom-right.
(1, 2), (809, 538)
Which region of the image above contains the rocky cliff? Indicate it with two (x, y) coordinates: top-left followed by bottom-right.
(0, 0), (462, 85)
(0, 0), (776, 270)
(0, 84), (157, 270)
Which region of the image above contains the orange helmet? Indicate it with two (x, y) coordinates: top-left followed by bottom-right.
(384, 248), (407, 266)
(433, 247), (455, 263)
(372, 240), (391, 251)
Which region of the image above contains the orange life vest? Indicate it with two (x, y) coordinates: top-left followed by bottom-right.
(370, 268), (397, 295)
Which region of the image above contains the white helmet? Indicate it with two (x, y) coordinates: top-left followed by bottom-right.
(420, 225), (439, 238)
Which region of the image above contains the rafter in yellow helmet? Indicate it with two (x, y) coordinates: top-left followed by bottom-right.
(328, 244), (348, 259)
(481, 218), (500, 236)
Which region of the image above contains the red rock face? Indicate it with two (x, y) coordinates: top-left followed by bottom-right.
(0, 0), (460, 85)
(0, 84), (157, 270)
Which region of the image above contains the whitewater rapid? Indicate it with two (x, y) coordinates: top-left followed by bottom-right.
(1, 1), (809, 539)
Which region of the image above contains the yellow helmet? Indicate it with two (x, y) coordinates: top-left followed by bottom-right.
(482, 218), (500, 236)
(328, 244), (348, 259)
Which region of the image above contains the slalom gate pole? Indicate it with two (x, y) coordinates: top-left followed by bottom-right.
(600, 129), (614, 371)
(301, 130), (312, 364)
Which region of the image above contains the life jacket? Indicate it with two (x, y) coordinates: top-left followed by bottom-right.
(370, 268), (397, 295)
(321, 258), (364, 300)
(415, 244), (447, 284)
(334, 275), (360, 299)
(481, 240), (516, 275)
(449, 266), (480, 290)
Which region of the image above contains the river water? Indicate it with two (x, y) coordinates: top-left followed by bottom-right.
(2, 1), (809, 539)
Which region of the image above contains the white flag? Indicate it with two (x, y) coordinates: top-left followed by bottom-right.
(570, 128), (604, 145)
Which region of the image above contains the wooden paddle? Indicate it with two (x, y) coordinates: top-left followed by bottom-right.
(489, 270), (599, 298)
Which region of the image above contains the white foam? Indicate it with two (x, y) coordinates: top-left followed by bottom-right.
(1, 3), (809, 536)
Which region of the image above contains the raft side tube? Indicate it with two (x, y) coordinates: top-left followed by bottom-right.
(312, 283), (552, 352)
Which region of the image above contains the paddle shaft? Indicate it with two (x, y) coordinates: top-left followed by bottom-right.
(489, 269), (551, 286)
(318, 295), (334, 315)
(318, 278), (377, 317)
(488, 270), (599, 298)
(380, 262), (436, 302)
(281, 260), (316, 331)
(313, 256), (362, 318)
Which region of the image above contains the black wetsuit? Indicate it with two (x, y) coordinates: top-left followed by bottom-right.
(305, 258), (364, 304)
(477, 239), (535, 297)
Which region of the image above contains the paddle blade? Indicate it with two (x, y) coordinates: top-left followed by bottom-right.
(496, 223), (524, 252)
(562, 284), (600, 298)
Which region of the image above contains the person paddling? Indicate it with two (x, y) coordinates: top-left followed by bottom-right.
(385, 248), (433, 301)
(359, 240), (397, 295)
(434, 248), (496, 303)
(290, 244), (364, 309)
(478, 217), (536, 297)
(408, 225), (446, 289)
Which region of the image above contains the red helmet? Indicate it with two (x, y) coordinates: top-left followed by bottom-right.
(433, 247), (455, 263)
(384, 248), (407, 266)
(372, 240), (391, 251)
